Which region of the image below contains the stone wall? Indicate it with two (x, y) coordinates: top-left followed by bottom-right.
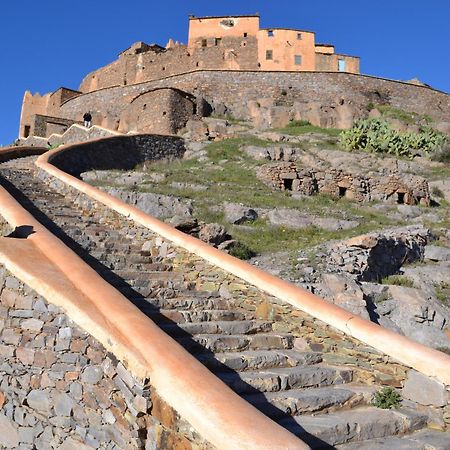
(118, 88), (197, 135)
(0, 266), (208, 449)
(50, 134), (185, 176)
(31, 115), (79, 138)
(256, 162), (431, 205)
(57, 71), (450, 133)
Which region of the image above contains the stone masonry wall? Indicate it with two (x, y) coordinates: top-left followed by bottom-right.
(53, 71), (450, 134)
(50, 134), (185, 177)
(35, 163), (450, 426)
(0, 265), (210, 449)
(256, 162), (431, 205)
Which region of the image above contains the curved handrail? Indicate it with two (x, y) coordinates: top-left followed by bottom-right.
(0, 145), (309, 450)
(36, 137), (450, 386)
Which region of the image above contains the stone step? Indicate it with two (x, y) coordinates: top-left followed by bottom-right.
(335, 425), (449, 450)
(280, 406), (429, 448)
(198, 349), (322, 372)
(177, 332), (294, 354)
(217, 365), (353, 394)
(147, 309), (248, 324)
(159, 320), (273, 337)
(129, 294), (233, 311)
(244, 385), (369, 419)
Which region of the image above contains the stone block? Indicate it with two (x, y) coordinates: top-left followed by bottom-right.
(20, 318), (44, 332)
(0, 413), (19, 448)
(26, 390), (51, 414)
(402, 370), (448, 407)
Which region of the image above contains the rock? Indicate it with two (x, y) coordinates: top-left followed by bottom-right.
(382, 286), (450, 350)
(20, 318), (44, 332)
(198, 223), (230, 245)
(318, 274), (370, 319)
(243, 146), (270, 160)
(185, 119), (208, 141)
(224, 203), (258, 225)
(106, 188), (193, 219)
(60, 437), (93, 450)
(54, 393), (74, 416)
(0, 413), (19, 448)
(169, 216), (199, 232)
(203, 117), (229, 137)
(268, 209), (358, 231)
(424, 245), (450, 262)
(81, 366), (103, 384)
(26, 390), (51, 413)
(346, 235), (379, 249)
(402, 370), (448, 407)
(402, 262), (450, 286)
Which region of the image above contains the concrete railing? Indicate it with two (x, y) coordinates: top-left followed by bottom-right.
(36, 137), (450, 387)
(0, 146), (308, 448)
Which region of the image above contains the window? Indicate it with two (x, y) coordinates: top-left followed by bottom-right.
(243, 32), (248, 37)
(215, 38), (222, 46)
(297, 32), (302, 40)
(201, 39), (207, 48)
(24, 125), (30, 138)
(266, 50), (273, 60)
(268, 30), (274, 37)
(338, 59), (346, 72)
(294, 55), (302, 65)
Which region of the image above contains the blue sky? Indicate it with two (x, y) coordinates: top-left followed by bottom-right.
(1, 0), (449, 145)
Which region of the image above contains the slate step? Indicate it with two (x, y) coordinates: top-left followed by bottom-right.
(198, 349), (322, 372)
(244, 385), (368, 419)
(217, 365), (353, 394)
(147, 309), (248, 324)
(280, 406), (429, 448)
(129, 294), (234, 311)
(336, 428), (450, 450)
(159, 320), (273, 337)
(177, 332), (294, 353)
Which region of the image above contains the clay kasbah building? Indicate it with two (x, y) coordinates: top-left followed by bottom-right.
(18, 13), (449, 143)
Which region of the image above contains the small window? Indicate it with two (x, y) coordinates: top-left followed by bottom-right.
(243, 32), (248, 37)
(215, 38), (222, 46)
(268, 30), (274, 37)
(201, 39), (207, 48)
(297, 32), (302, 40)
(294, 55), (302, 65)
(24, 125), (30, 138)
(338, 59), (346, 72)
(266, 50), (273, 60)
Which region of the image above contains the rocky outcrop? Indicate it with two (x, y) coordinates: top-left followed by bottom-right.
(326, 226), (431, 282)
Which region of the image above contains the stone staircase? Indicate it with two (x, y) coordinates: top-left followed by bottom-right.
(1, 156), (449, 449)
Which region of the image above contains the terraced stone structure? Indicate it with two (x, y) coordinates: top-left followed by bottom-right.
(257, 162), (431, 205)
(0, 138), (449, 448)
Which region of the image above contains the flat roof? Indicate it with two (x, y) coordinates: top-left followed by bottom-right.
(189, 14), (259, 20)
(260, 27), (315, 34)
(316, 43), (335, 47)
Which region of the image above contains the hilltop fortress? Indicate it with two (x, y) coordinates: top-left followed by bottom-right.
(19, 14), (450, 141)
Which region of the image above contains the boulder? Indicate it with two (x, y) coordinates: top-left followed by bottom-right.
(106, 188), (193, 219)
(380, 285), (450, 351)
(318, 274), (370, 319)
(224, 203), (258, 225)
(243, 146), (270, 160)
(268, 209), (358, 231)
(424, 245), (450, 262)
(198, 223), (230, 245)
(402, 370), (448, 407)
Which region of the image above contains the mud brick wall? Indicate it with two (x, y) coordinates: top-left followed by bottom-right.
(0, 264), (210, 449)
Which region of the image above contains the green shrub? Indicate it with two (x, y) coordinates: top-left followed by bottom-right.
(372, 387), (402, 409)
(228, 242), (257, 260)
(431, 186), (445, 199)
(340, 119), (449, 159)
(381, 275), (414, 287)
(286, 120), (311, 128)
(430, 142), (450, 163)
